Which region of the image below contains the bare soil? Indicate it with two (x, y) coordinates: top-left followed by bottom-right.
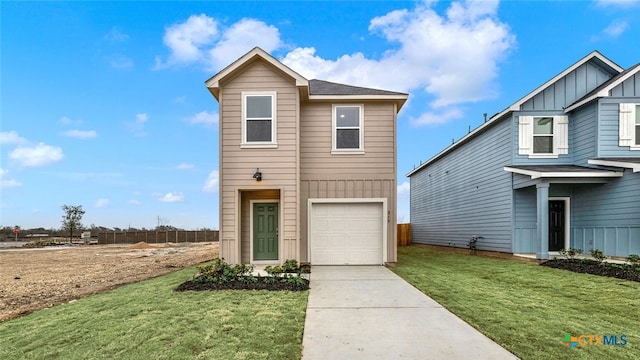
(0, 242), (218, 322)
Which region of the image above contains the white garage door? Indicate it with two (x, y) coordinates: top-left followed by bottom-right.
(309, 202), (384, 265)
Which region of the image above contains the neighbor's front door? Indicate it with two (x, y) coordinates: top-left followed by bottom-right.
(253, 202), (278, 261)
(549, 200), (565, 251)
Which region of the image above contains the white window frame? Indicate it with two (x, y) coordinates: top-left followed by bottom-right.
(619, 103), (640, 150)
(241, 91), (277, 148)
(332, 104), (364, 154)
(518, 115), (569, 158)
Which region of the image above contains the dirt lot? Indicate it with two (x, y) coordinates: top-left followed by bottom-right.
(0, 242), (218, 322)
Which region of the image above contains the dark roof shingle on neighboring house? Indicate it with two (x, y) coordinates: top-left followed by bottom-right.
(309, 79), (407, 96)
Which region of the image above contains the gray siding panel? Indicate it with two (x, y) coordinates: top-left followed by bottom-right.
(513, 187), (536, 253)
(571, 103), (597, 165)
(598, 98), (640, 157)
(571, 170), (640, 257)
(410, 119), (513, 252)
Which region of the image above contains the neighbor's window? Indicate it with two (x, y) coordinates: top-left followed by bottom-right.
(518, 115), (568, 158)
(333, 105), (364, 153)
(242, 92), (276, 146)
(618, 103), (640, 150)
(533, 117), (554, 154)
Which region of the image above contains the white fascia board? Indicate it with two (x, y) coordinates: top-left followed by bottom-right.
(565, 66), (640, 113)
(205, 47), (308, 89)
(504, 166), (623, 179)
(588, 159), (640, 172)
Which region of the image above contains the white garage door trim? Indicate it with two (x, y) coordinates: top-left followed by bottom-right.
(307, 198), (387, 265)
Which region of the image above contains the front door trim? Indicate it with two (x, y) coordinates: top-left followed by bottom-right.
(549, 197), (570, 251)
(249, 199), (280, 264)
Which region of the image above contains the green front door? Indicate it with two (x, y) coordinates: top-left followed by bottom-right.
(253, 202), (278, 261)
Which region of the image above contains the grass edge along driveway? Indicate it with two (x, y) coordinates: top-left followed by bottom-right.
(392, 245), (639, 360)
(0, 266), (308, 360)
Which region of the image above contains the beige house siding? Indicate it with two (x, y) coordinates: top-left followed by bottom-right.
(219, 60), (299, 264)
(299, 102), (398, 263)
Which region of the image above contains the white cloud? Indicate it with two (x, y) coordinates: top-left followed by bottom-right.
(9, 143), (64, 167)
(128, 199), (142, 205)
(0, 168), (22, 188)
(283, 0), (515, 110)
(603, 19), (629, 37)
(126, 113), (149, 137)
(104, 28), (130, 43)
(203, 170), (219, 193)
(59, 116), (82, 126)
(155, 15), (282, 71)
(160, 192), (185, 203)
(94, 198), (110, 208)
(107, 54), (134, 69)
(61, 129), (98, 139)
(207, 18), (282, 70)
(0, 131), (27, 145)
(397, 181), (410, 198)
(594, 0), (639, 7)
(186, 110), (218, 127)
(410, 108), (464, 126)
(176, 163), (194, 170)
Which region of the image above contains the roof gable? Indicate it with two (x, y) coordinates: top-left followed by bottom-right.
(205, 47), (308, 99)
(565, 62), (640, 112)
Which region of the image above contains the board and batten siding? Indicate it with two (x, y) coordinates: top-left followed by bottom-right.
(520, 60), (614, 111)
(299, 102), (397, 263)
(569, 102), (598, 165)
(410, 119), (513, 252)
(219, 60), (299, 263)
(571, 171), (640, 257)
(598, 98), (640, 158)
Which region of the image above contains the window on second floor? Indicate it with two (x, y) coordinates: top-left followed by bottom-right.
(518, 115), (569, 158)
(332, 105), (364, 154)
(242, 92), (276, 147)
(619, 103), (640, 150)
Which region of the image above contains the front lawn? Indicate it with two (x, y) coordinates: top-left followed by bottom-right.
(393, 246), (639, 360)
(0, 266), (308, 360)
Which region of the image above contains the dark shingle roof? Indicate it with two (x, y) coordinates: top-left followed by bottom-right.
(309, 79), (407, 96)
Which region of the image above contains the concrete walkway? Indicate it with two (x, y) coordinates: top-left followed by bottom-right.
(302, 266), (518, 359)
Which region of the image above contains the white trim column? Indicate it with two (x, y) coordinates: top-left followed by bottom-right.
(536, 183), (550, 259)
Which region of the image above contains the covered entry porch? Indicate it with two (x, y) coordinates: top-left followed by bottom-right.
(505, 165), (624, 259)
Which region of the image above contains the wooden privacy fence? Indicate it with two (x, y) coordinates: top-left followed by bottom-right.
(397, 223), (411, 246)
(97, 230), (219, 244)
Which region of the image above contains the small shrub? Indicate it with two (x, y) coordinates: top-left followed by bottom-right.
(559, 248), (582, 260)
(282, 259), (300, 273)
(627, 254), (640, 266)
(590, 248), (607, 264)
(264, 265), (284, 277)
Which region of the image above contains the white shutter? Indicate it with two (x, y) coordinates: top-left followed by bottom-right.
(553, 115), (569, 155)
(619, 103), (635, 147)
(518, 116), (533, 155)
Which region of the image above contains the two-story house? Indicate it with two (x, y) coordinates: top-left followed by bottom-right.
(408, 51), (639, 260)
(206, 47), (407, 265)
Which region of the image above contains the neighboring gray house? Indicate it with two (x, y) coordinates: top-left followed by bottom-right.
(206, 47), (407, 265)
(408, 51), (640, 259)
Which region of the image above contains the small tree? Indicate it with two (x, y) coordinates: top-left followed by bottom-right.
(61, 205), (85, 244)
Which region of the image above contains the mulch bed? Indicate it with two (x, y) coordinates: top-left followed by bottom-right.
(541, 259), (640, 282)
(175, 277), (309, 292)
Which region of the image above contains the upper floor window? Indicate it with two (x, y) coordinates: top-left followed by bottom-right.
(242, 92), (276, 147)
(619, 103), (640, 150)
(332, 105), (364, 154)
(518, 115), (569, 158)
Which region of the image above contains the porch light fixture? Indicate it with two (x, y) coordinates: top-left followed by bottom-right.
(253, 168), (262, 181)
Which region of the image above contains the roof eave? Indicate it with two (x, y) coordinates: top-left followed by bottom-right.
(503, 166), (624, 179)
(308, 94), (408, 109)
(588, 159), (640, 172)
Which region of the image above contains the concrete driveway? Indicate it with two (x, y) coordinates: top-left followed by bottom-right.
(302, 266), (518, 359)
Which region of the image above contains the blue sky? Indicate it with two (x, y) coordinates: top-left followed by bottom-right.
(2, 0), (639, 230)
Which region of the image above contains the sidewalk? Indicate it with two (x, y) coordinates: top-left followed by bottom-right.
(302, 266), (518, 359)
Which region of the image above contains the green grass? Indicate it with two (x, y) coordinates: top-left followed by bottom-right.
(393, 246), (639, 360)
(0, 267), (308, 359)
